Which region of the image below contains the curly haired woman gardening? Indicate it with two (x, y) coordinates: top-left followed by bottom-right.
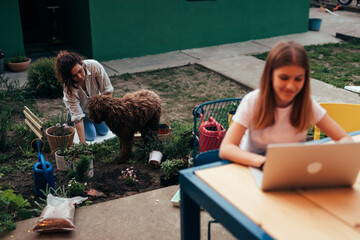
(55, 50), (114, 143)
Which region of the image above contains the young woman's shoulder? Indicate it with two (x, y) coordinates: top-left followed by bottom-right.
(83, 59), (101, 67)
(243, 89), (260, 102)
(83, 59), (104, 74)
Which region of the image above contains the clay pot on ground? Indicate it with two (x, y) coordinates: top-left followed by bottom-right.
(45, 126), (75, 156)
(6, 58), (31, 72)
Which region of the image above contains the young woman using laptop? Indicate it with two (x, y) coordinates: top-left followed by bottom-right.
(219, 40), (353, 169)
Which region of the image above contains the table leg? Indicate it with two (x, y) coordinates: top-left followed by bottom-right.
(181, 188), (200, 240)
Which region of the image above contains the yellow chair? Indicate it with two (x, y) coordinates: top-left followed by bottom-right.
(314, 103), (360, 140)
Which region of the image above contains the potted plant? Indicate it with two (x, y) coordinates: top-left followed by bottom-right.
(45, 122), (75, 158)
(160, 157), (188, 187)
(6, 55), (31, 72)
(65, 143), (94, 179)
(140, 131), (165, 168)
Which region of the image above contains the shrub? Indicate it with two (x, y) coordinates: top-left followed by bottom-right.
(27, 57), (62, 98)
(68, 179), (86, 197)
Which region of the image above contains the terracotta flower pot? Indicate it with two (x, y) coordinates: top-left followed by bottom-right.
(6, 58), (31, 72)
(46, 126), (75, 156)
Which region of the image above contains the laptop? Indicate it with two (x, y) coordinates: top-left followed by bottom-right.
(249, 141), (360, 191)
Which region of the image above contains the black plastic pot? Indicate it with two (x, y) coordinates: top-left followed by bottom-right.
(160, 174), (179, 187)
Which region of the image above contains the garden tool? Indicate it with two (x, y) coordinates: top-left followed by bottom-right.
(31, 138), (55, 197)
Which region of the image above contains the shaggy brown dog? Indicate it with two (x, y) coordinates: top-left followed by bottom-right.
(88, 90), (161, 163)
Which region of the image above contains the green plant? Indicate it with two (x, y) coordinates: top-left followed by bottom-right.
(66, 154), (93, 183)
(33, 184), (68, 213)
(0, 153), (8, 163)
(65, 143), (93, 163)
(13, 123), (37, 147)
(91, 141), (116, 155)
(0, 189), (33, 232)
(101, 156), (116, 165)
(68, 178), (86, 197)
(15, 158), (33, 172)
(27, 57), (62, 98)
(160, 159), (178, 180)
(160, 157), (188, 180)
(162, 121), (192, 159)
(0, 165), (14, 174)
(13, 123), (29, 137)
(19, 145), (36, 158)
(0, 76), (35, 117)
(121, 167), (138, 186)
(6, 55), (27, 63)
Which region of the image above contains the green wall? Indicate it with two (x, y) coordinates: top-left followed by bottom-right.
(62, 0), (93, 58)
(89, 0), (309, 61)
(0, 0), (25, 58)
(0, 0), (310, 61)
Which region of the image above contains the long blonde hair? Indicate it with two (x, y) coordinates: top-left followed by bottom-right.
(253, 41), (312, 132)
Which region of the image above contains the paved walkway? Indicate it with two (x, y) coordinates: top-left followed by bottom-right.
(2, 6), (360, 240)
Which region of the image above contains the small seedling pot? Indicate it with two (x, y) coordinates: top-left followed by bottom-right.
(148, 150), (162, 168)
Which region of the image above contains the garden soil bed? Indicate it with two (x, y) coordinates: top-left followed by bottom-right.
(1, 64), (251, 215)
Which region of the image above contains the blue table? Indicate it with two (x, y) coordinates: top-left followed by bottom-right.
(179, 160), (273, 240)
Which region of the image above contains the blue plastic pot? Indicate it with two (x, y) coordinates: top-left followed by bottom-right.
(309, 18), (322, 31)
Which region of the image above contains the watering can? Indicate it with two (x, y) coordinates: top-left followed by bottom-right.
(198, 114), (226, 153)
(31, 138), (55, 197)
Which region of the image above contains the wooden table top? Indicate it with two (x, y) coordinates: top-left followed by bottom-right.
(195, 164), (360, 239)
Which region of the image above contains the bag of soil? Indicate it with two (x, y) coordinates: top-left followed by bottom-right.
(32, 194), (87, 233)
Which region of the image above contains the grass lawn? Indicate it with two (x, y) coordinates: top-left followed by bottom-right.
(254, 39), (360, 89)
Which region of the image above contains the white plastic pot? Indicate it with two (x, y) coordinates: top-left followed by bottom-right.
(54, 150), (69, 171)
(149, 151), (163, 168)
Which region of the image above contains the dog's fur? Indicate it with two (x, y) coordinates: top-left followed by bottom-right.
(88, 90), (161, 163)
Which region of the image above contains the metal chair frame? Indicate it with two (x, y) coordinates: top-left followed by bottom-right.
(193, 98), (242, 166)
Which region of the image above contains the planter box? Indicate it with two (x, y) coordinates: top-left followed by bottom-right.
(134, 122), (172, 141)
(171, 188), (181, 207)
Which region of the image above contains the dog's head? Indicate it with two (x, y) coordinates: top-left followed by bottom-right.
(88, 95), (108, 124)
